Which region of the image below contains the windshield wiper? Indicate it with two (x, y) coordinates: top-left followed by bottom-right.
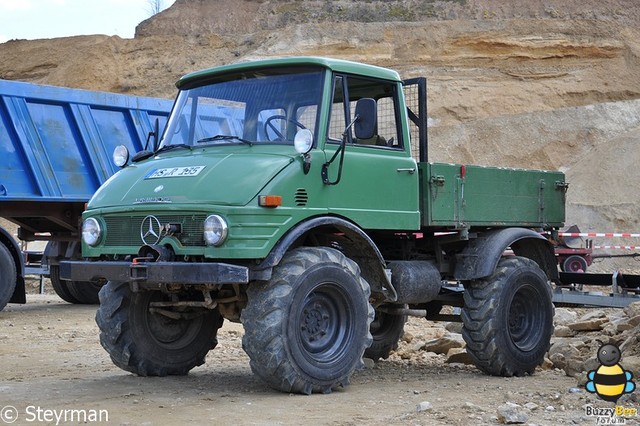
(197, 134), (254, 146)
(133, 143), (191, 162)
(155, 143), (192, 154)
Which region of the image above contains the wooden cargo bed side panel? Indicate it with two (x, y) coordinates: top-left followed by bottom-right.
(421, 163), (565, 228)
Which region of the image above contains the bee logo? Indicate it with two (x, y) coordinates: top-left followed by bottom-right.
(586, 340), (635, 403)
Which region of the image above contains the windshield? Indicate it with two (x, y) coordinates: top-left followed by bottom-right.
(160, 68), (324, 148)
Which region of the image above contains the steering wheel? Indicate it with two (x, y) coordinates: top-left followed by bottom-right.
(264, 115), (306, 141)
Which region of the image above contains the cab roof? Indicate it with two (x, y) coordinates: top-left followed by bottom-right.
(176, 56), (401, 89)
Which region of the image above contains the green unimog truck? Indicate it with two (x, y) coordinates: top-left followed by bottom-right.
(61, 57), (567, 395)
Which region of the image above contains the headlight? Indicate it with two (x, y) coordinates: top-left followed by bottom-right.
(204, 215), (228, 246)
(294, 129), (313, 154)
(82, 218), (102, 246)
(112, 145), (129, 168)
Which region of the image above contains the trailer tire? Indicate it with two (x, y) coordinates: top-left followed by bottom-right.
(0, 243), (17, 311)
(364, 306), (406, 361)
(561, 255), (588, 273)
(241, 247), (374, 394)
(462, 256), (554, 377)
(67, 280), (103, 304)
(96, 281), (222, 376)
(49, 265), (81, 304)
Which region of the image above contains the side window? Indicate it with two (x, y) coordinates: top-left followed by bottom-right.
(328, 76), (347, 142)
(327, 74), (401, 148)
(376, 96), (399, 148)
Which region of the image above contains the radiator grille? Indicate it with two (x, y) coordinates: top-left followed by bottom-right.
(104, 214), (206, 247)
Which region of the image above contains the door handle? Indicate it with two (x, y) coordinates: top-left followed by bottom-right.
(396, 168), (416, 174)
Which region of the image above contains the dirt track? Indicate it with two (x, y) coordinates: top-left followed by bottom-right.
(0, 293), (622, 426)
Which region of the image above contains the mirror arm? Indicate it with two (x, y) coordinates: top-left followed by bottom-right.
(321, 114), (359, 186)
(321, 135), (346, 185)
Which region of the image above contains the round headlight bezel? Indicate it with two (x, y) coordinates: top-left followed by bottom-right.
(112, 145), (130, 168)
(82, 217), (102, 247)
(204, 214), (228, 246)
(294, 128), (313, 154)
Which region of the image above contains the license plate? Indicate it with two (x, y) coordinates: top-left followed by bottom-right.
(145, 166), (205, 179)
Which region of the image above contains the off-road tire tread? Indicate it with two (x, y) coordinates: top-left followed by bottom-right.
(364, 307), (406, 361)
(462, 256), (554, 377)
(96, 281), (221, 376)
(241, 247), (374, 394)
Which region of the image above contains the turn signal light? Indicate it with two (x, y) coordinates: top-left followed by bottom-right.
(259, 195), (282, 207)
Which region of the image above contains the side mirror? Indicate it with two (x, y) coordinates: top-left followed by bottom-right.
(354, 98), (377, 140)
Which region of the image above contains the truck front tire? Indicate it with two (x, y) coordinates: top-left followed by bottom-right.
(241, 247), (374, 394)
(462, 256), (554, 377)
(96, 281), (222, 376)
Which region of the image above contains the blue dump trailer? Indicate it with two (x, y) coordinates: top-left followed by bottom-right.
(0, 79), (172, 310)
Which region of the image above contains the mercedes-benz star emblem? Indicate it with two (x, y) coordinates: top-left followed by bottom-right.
(140, 215), (162, 245)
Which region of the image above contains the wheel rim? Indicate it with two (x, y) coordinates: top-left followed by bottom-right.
(508, 284), (544, 352)
(142, 294), (204, 350)
(567, 259), (586, 272)
(297, 282), (354, 365)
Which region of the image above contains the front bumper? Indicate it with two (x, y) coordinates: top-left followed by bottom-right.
(59, 260), (250, 285)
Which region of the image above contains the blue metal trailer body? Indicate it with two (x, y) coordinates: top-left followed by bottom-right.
(0, 79), (171, 203)
(0, 79), (173, 309)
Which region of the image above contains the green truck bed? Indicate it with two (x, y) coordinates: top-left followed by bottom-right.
(420, 163), (566, 229)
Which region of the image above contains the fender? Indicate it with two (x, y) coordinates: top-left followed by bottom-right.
(255, 216), (397, 302)
(454, 228), (559, 282)
(0, 227), (26, 304)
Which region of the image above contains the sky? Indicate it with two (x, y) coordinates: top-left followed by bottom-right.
(0, 0), (176, 43)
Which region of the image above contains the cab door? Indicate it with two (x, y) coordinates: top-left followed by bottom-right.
(322, 74), (420, 231)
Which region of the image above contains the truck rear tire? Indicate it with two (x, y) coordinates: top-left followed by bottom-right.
(0, 243), (17, 311)
(96, 281), (222, 376)
(462, 256), (553, 377)
(364, 306), (406, 361)
(241, 247), (374, 394)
